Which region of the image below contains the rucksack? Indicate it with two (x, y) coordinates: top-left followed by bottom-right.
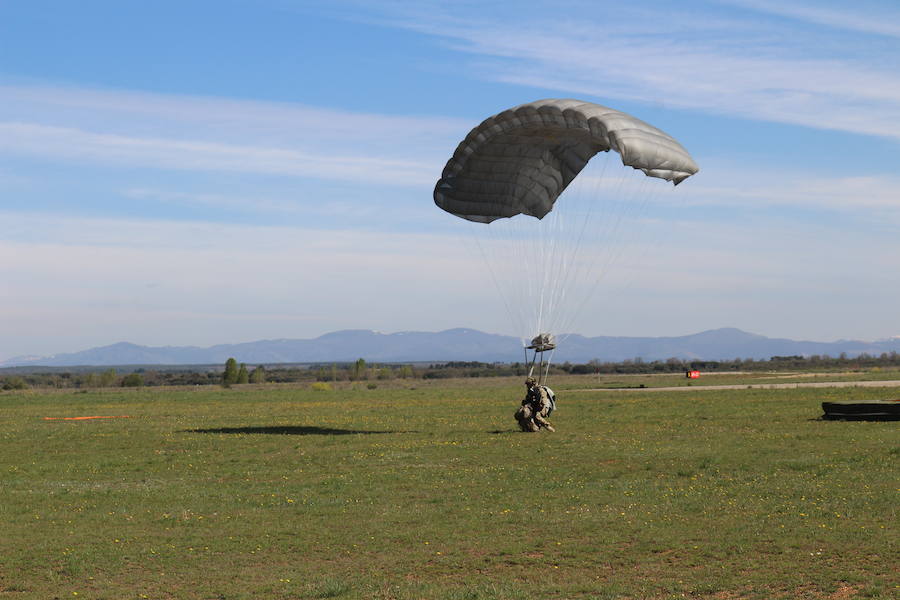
(542, 386), (556, 416)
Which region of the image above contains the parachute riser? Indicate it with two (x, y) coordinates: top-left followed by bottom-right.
(525, 333), (556, 386)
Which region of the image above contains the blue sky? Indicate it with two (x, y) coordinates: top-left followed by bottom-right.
(1, 0), (899, 361)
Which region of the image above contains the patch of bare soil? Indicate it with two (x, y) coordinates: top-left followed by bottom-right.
(828, 583), (861, 600)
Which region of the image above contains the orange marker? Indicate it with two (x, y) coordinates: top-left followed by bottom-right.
(43, 416), (131, 421)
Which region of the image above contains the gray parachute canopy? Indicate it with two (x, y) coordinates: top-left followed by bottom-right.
(434, 99), (699, 223)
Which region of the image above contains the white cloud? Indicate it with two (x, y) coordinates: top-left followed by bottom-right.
(726, 0), (900, 38)
(2, 205), (899, 360)
(0, 83), (468, 186)
(0, 83), (469, 144)
(122, 188), (372, 218)
(567, 157), (900, 227)
(0, 212), (495, 359)
(0, 121), (437, 186)
(682, 166), (900, 215)
(343, 1), (900, 141)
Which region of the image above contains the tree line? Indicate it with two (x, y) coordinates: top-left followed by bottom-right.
(4, 351), (900, 390)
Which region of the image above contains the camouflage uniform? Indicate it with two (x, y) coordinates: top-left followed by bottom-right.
(515, 379), (555, 432)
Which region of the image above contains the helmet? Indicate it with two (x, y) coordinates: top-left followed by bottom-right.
(525, 377), (537, 386)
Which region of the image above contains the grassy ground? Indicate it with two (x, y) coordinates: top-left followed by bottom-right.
(1, 376), (897, 599)
(553, 368), (900, 390)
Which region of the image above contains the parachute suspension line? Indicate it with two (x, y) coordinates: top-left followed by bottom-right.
(525, 347), (540, 379)
(544, 151), (614, 341)
(536, 226), (548, 338)
(569, 167), (668, 338)
(470, 226), (522, 341)
(502, 150), (620, 349)
(542, 196), (568, 335)
(468, 151), (669, 353)
(543, 184), (572, 336)
(515, 217), (538, 343)
(434, 99), (699, 362)
(598, 138), (687, 301)
(511, 210), (539, 343)
(554, 160), (664, 344)
(547, 154), (633, 345)
(524, 345), (555, 386)
(542, 347), (556, 384)
(492, 152), (615, 345)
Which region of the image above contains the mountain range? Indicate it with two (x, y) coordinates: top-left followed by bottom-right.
(3, 328), (900, 368)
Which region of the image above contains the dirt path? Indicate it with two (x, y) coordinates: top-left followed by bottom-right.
(571, 380), (900, 393)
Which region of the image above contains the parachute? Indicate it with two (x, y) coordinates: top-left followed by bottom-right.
(434, 99), (698, 223)
(434, 99), (699, 381)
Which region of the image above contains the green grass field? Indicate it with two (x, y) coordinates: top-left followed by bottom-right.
(1, 376), (897, 599)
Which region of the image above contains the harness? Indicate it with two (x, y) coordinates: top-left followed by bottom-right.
(527, 385), (557, 417)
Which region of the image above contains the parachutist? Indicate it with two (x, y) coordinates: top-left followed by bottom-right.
(434, 99), (697, 430)
(515, 377), (555, 432)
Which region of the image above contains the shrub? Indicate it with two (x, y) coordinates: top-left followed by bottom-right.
(99, 368), (117, 387)
(121, 373), (144, 387)
(311, 382), (333, 392)
(250, 366), (266, 384)
(2, 376), (29, 390)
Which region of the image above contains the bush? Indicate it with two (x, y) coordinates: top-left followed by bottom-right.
(311, 382), (333, 392)
(2, 376), (29, 390)
(121, 373), (144, 387)
(100, 368), (117, 387)
(250, 366), (266, 384)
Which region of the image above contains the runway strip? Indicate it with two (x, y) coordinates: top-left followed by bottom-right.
(571, 380), (900, 393)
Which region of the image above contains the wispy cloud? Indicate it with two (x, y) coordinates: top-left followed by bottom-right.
(0, 83), (468, 186)
(1, 84), (895, 234)
(0, 83), (469, 144)
(0, 211), (491, 358)
(338, 1), (900, 141)
(0, 122), (435, 185)
(2, 207), (898, 359)
(562, 156), (900, 228)
(726, 0), (900, 38)
(122, 188), (356, 217)
(682, 167), (900, 216)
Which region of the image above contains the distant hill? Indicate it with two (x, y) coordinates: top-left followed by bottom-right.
(3, 328), (900, 368)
